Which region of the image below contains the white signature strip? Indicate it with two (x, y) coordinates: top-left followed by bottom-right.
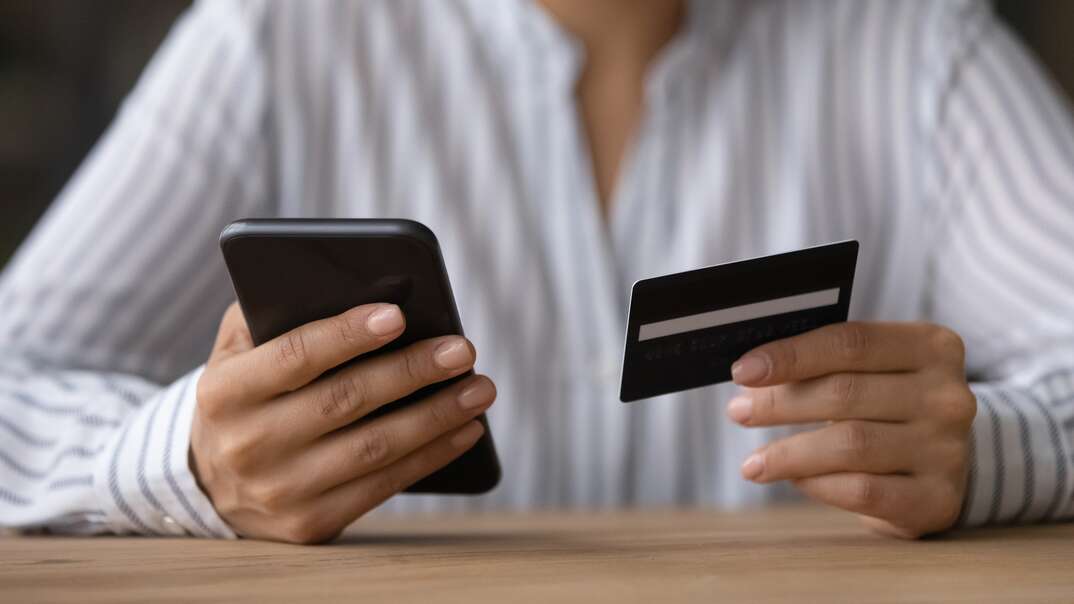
(637, 287), (841, 342)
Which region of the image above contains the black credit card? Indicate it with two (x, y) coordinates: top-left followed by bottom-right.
(619, 241), (858, 402)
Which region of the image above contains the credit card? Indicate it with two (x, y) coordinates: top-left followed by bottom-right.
(619, 241), (858, 402)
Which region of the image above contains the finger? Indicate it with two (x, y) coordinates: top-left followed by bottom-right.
(731, 322), (963, 386)
(214, 303), (406, 403)
(726, 372), (922, 426)
(741, 421), (914, 483)
(283, 334), (477, 438)
(208, 302), (256, 362)
(285, 375), (495, 494)
(297, 420), (485, 543)
(793, 473), (959, 537)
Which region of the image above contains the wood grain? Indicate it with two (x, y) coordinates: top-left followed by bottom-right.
(2, 505), (1072, 603)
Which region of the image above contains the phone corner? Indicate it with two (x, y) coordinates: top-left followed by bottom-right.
(218, 219), (254, 249)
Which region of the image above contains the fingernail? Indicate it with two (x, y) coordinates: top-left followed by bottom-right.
(458, 378), (494, 410)
(726, 396), (752, 424)
(731, 354), (767, 384)
(451, 421), (484, 448)
(741, 453), (765, 480)
(434, 338), (473, 371)
(366, 305), (403, 336)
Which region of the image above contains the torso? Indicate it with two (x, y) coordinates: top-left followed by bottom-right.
(260, 0), (946, 514)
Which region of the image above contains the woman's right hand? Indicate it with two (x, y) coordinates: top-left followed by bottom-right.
(190, 302), (496, 544)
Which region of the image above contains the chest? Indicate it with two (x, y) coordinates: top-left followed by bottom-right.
(271, 15), (929, 355)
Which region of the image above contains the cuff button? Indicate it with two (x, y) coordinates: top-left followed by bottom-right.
(161, 514), (188, 536)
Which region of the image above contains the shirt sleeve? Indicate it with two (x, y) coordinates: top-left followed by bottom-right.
(924, 4), (1074, 526)
(0, 0), (272, 537)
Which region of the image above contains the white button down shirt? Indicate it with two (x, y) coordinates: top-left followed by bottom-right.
(2, 0), (1074, 537)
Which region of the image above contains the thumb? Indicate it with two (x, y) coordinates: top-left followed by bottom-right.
(209, 302), (255, 363)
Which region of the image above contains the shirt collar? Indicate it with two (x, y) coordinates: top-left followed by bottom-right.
(460, 0), (743, 99)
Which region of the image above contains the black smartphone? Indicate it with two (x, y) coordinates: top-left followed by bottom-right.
(219, 218), (501, 494)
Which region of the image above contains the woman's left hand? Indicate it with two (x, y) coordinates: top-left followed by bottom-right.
(726, 321), (977, 538)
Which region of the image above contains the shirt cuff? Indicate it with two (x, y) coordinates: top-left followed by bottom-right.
(957, 383), (1074, 527)
(93, 366), (236, 538)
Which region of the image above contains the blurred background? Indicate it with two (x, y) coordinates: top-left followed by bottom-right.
(1, 1), (1072, 268)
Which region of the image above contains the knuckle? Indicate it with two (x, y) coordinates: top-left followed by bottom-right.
(940, 440), (972, 475)
(247, 480), (289, 514)
(754, 389), (779, 423)
(763, 443), (788, 476)
(929, 325), (966, 363)
(353, 426), (391, 468)
(830, 373), (857, 409)
(218, 434), (259, 476)
(957, 389), (978, 424)
(779, 342), (800, 378)
(940, 386), (977, 427)
(839, 421), (873, 455)
(836, 323), (870, 361)
(320, 374), (369, 420)
(332, 312), (366, 345)
(195, 373), (226, 420)
(275, 331), (310, 375)
(403, 346), (430, 383)
(427, 399), (457, 431)
(848, 475), (883, 511)
(207, 487), (243, 520)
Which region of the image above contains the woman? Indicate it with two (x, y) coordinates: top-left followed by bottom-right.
(2, 0), (1072, 542)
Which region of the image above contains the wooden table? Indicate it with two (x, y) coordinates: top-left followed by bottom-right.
(2, 505), (1072, 603)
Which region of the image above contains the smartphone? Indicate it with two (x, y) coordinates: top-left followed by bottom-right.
(219, 218), (501, 494)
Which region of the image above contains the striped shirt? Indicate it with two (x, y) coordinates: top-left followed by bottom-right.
(2, 0), (1073, 538)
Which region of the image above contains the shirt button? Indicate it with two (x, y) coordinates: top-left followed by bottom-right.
(161, 515), (188, 536)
